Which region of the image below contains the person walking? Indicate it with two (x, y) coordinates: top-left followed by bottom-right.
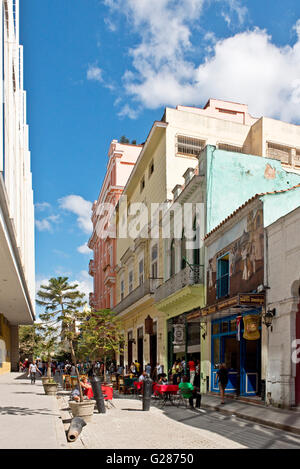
(29, 361), (42, 384)
(190, 369), (202, 409)
(188, 357), (196, 384)
(215, 363), (229, 404)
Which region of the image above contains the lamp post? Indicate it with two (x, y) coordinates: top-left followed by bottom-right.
(263, 308), (276, 330)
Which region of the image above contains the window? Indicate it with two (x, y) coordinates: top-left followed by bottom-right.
(151, 244), (158, 279)
(128, 270), (133, 293)
(181, 230), (186, 270)
(139, 259), (144, 285)
(217, 254), (229, 298)
(149, 160), (154, 177)
(140, 177), (145, 192)
(170, 239), (176, 277)
(120, 279), (125, 301)
(177, 135), (205, 157)
(266, 142), (291, 164)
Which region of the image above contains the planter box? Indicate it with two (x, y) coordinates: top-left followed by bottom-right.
(43, 382), (58, 396)
(69, 400), (96, 423)
(42, 377), (52, 385)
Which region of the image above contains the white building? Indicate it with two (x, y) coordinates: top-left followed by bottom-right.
(0, 0), (35, 374)
(266, 205), (300, 408)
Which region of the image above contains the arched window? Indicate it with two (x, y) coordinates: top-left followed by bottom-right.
(170, 239), (176, 277)
(181, 230), (186, 270)
(193, 217), (200, 265)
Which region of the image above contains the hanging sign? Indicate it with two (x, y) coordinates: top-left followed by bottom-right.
(145, 315), (154, 335)
(243, 314), (260, 340)
(173, 323), (185, 345)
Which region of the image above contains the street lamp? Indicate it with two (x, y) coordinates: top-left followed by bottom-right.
(262, 308), (276, 329)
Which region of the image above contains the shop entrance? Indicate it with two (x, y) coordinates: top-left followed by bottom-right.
(211, 313), (261, 396)
(137, 327), (143, 370)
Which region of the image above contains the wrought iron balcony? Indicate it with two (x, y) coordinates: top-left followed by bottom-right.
(155, 264), (204, 303)
(114, 278), (161, 314)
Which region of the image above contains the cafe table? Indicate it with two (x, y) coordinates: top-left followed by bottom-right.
(153, 384), (179, 407)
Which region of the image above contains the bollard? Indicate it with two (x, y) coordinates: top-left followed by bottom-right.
(90, 376), (106, 414)
(67, 417), (87, 442)
(142, 377), (153, 411)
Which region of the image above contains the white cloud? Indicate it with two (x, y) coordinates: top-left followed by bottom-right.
(87, 65), (103, 82)
(35, 214), (60, 232)
(77, 243), (91, 255)
(59, 195), (93, 234)
(103, 1), (300, 123)
(118, 104), (140, 119)
(71, 270), (93, 301)
(35, 202), (51, 212)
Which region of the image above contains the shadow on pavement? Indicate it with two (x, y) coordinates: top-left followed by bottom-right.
(0, 406), (55, 416)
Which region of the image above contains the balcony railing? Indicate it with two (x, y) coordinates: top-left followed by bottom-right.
(155, 264), (204, 303)
(114, 278), (161, 314)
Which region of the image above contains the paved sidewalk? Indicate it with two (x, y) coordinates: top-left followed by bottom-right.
(58, 394), (245, 449)
(0, 372), (67, 449)
(201, 394), (300, 435)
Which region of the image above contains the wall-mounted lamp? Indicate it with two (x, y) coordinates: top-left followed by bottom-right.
(262, 308), (276, 329)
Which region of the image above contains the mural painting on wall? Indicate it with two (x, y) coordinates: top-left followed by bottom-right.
(207, 208), (264, 305)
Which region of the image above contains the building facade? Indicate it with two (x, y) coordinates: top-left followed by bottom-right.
(88, 140), (142, 311)
(265, 204), (300, 408)
(201, 185), (300, 405)
(114, 98), (300, 374)
(0, 0), (35, 374)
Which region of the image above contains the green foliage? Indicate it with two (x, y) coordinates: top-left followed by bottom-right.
(19, 324), (44, 361)
(78, 309), (124, 362)
(36, 276), (86, 384)
(119, 135), (130, 144)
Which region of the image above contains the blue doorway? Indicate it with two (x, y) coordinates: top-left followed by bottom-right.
(211, 312), (261, 396)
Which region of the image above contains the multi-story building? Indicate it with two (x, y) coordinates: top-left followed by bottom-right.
(88, 140), (142, 311)
(0, 0), (35, 374)
(202, 184), (300, 404)
(266, 203), (300, 408)
(111, 98), (300, 374)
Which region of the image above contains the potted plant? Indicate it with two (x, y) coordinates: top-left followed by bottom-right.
(36, 277), (95, 420)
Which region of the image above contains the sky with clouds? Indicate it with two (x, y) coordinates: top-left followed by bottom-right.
(19, 0), (300, 309)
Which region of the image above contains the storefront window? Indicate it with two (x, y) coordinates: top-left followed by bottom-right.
(230, 319), (237, 331)
(213, 337), (220, 366)
(222, 321), (229, 333)
(212, 323), (219, 335)
(187, 322), (200, 346)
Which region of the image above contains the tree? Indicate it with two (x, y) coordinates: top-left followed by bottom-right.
(36, 276), (86, 399)
(19, 325), (44, 362)
(78, 309), (124, 376)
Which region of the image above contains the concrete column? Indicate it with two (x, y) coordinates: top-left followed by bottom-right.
(10, 325), (19, 372)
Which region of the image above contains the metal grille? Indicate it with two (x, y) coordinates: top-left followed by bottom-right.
(266, 142), (290, 164)
(177, 135), (205, 157)
(218, 143), (243, 153)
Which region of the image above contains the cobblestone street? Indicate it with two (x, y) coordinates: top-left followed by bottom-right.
(2, 373), (300, 449)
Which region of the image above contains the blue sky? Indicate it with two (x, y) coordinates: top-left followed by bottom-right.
(19, 0), (300, 302)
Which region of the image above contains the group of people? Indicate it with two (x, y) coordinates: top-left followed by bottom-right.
(170, 357), (200, 385)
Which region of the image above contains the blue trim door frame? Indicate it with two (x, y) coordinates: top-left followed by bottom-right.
(211, 311), (261, 397)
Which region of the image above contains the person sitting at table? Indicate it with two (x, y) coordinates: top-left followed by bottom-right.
(71, 377), (94, 401)
(157, 374), (168, 385)
(178, 375), (194, 408)
(139, 371), (147, 382)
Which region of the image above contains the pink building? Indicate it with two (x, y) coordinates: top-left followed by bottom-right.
(88, 140), (142, 310)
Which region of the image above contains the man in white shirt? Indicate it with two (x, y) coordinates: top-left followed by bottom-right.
(29, 361), (42, 384)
